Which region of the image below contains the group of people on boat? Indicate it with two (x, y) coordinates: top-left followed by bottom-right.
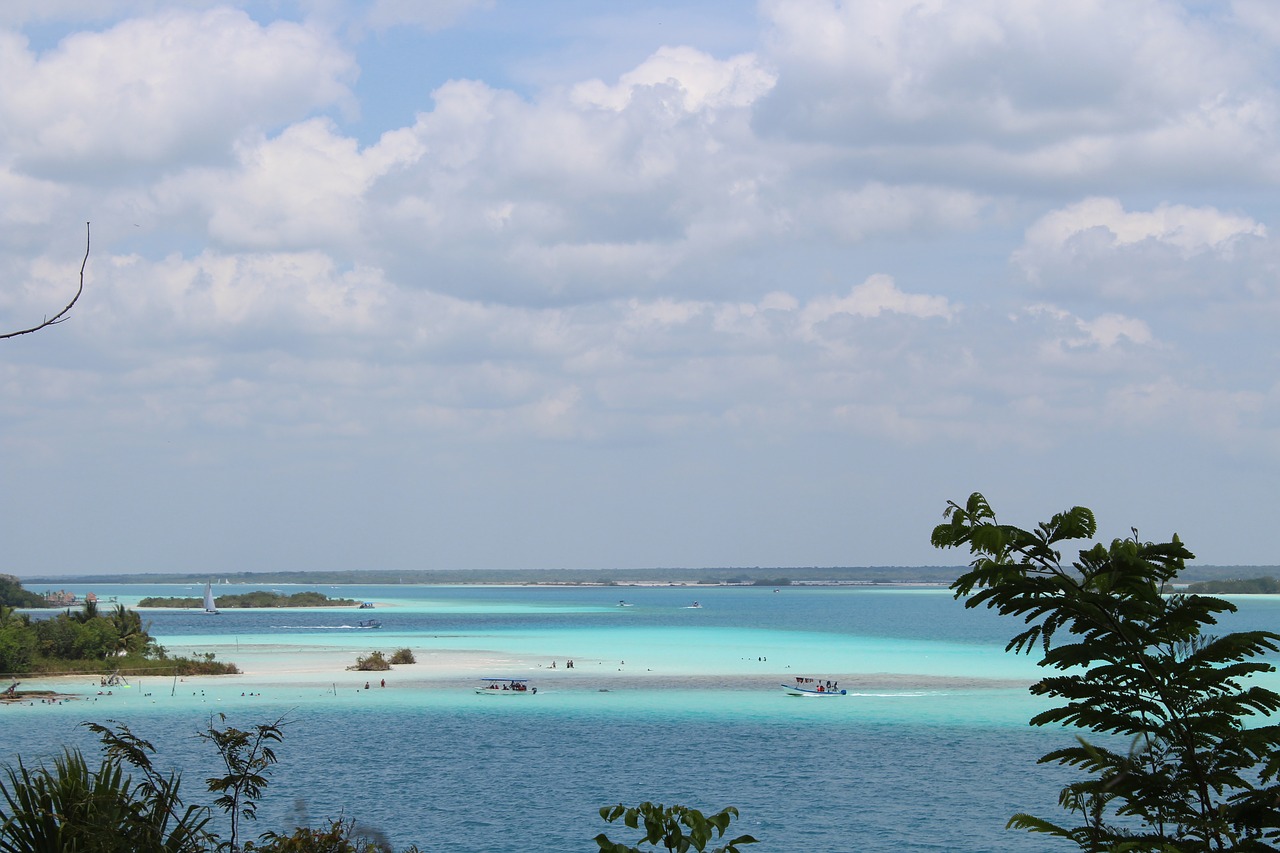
(485, 681), (531, 692)
(794, 676), (839, 692)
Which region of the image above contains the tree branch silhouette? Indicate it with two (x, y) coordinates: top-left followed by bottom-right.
(1, 222), (90, 339)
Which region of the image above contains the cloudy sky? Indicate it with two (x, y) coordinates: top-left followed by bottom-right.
(2, 0), (1278, 576)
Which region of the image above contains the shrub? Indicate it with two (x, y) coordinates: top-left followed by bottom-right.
(388, 648), (415, 665)
(352, 651), (390, 671)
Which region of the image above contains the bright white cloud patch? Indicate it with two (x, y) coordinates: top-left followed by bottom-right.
(0, 8), (355, 175)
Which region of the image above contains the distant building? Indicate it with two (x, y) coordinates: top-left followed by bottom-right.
(44, 589), (77, 606)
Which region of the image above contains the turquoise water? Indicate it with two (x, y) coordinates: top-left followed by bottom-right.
(4, 584), (1279, 851)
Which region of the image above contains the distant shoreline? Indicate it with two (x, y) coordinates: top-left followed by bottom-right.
(19, 563), (1280, 588)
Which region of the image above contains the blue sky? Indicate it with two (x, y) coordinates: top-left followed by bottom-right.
(3, 0), (1279, 575)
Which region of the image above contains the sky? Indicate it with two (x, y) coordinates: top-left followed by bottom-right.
(2, 0), (1279, 576)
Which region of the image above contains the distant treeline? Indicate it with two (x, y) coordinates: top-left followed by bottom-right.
(23, 564), (1280, 587)
(30, 566), (969, 586)
(1185, 576), (1280, 594)
(137, 591), (358, 608)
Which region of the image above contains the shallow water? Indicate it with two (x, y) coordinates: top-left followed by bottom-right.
(4, 583), (1278, 851)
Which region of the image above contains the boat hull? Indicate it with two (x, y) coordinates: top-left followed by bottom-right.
(781, 685), (847, 697)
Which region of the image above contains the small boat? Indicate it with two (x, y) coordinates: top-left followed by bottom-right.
(203, 583), (219, 615)
(356, 618), (382, 629)
(359, 601), (376, 609)
(618, 600), (632, 607)
(782, 677), (846, 697)
(475, 678), (536, 695)
(687, 601), (702, 609)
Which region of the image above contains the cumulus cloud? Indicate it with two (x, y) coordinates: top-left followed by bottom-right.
(158, 118), (425, 251)
(571, 45), (776, 112)
(1025, 303), (1155, 353)
(1013, 197), (1269, 301)
(0, 8), (356, 177)
(801, 275), (954, 327)
(754, 0), (1280, 188)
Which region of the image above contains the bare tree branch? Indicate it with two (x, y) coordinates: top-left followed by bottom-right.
(1, 222), (91, 340)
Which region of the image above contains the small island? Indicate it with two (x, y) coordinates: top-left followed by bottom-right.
(137, 590), (360, 608)
(1185, 576), (1280, 594)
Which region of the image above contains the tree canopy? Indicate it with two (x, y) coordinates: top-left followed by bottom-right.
(933, 492), (1280, 851)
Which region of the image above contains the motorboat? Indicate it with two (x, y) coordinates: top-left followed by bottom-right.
(782, 677), (846, 696)
(356, 618), (382, 629)
(475, 678), (536, 695)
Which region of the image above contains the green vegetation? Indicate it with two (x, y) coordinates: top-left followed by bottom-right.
(933, 492), (1280, 851)
(137, 591), (358, 608)
(595, 803), (757, 852)
(0, 600), (236, 677)
(1186, 576), (1280, 595)
(388, 648), (415, 665)
(351, 651), (390, 671)
(0, 575), (45, 609)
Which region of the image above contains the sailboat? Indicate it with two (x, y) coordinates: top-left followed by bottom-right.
(203, 582), (219, 614)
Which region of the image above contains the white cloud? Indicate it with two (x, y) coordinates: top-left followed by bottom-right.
(1013, 198), (1270, 301)
(801, 275), (954, 330)
(1026, 303), (1155, 352)
(571, 46), (776, 113)
(0, 8), (356, 176)
(755, 0), (1280, 187)
(1021, 197), (1265, 258)
(158, 118), (424, 251)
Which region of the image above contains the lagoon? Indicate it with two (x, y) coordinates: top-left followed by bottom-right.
(4, 583), (1279, 851)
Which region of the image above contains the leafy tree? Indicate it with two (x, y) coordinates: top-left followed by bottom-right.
(595, 803), (758, 853)
(197, 714), (287, 853)
(0, 619), (36, 674)
(932, 492), (1280, 852)
(71, 597), (100, 624)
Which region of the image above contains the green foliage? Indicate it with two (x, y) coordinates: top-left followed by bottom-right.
(595, 803), (758, 853)
(0, 599), (236, 676)
(934, 492), (1280, 852)
(352, 651), (390, 671)
(137, 593), (358, 608)
(387, 648), (415, 665)
(0, 576), (45, 609)
(1187, 577), (1280, 595)
(0, 620), (36, 673)
(0, 720), (213, 853)
(198, 714), (287, 853)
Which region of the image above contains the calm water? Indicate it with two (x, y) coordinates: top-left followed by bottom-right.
(4, 584), (1279, 851)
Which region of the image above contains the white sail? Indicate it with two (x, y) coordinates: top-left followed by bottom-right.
(203, 582), (218, 613)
